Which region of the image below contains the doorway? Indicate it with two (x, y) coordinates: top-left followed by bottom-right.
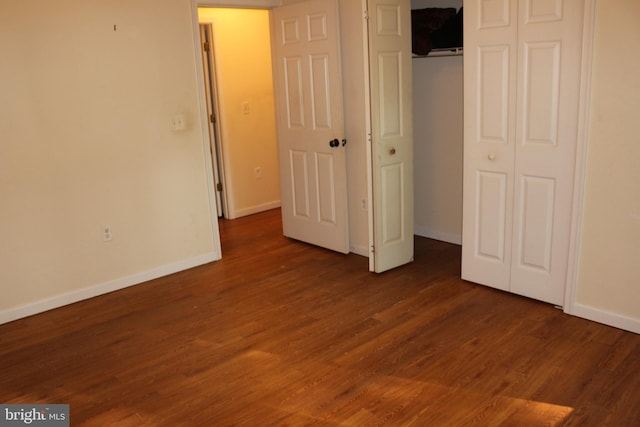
(194, 0), (414, 269)
(197, 8), (281, 221)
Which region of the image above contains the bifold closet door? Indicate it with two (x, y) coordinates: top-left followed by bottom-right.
(462, 0), (518, 292)
(462, 0), (584, 306)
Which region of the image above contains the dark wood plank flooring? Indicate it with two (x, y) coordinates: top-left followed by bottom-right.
(1, 208), (639, 426)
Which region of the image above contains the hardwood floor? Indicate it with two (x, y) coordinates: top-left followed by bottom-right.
(1, 208), (639, 426)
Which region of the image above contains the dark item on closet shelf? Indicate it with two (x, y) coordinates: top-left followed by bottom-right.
(412, 7), (463, 56)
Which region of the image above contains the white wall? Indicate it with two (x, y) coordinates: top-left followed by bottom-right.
(198, 8), (281, 219)
(412, 0), (464, 244)
(0, 0), (217, 322)
(573, 0), (640, 331)
(413, 56), (463, 244)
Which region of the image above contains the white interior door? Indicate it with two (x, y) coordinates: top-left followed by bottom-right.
(272, 0), (349, 254)
(461, 0), (518, 291)
(462, 0), (585, 306)
(367, 0), (414, 273)
(199, 24), (227, 219)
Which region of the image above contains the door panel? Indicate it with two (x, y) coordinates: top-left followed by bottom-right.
(272, 0), (349, 254)
(478, 45), (510, 143)
(284, 58), (304, 128)
(521, 41), (561, 145)
(479, 0), (511, 28)
(516, 175), (555, 272)
(368, 0), (413, 273)
(381, 163), (404, 244)
(315, 152), (337, 224)
(310, 55), (331, 128)
(290, 150), (310, 218)
(525, 0), (563, 22)
(477, 171), (508, 263)
(379, 53), (402, 136)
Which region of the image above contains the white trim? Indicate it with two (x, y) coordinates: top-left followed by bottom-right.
(572, 303), (640, 335)
(0, 253), (218, 325)
(231, 200), (282, 219)
(414, 226), (462, 245)
(564, 0), (596, 314)
(195, 0), (281, 9)
(349, 243), (369, 257)
(190, 1), (223, 260)
(362, 0), (375, 271)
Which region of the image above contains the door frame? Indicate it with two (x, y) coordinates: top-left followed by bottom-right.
(189, 0), (294, 261)
(199, 23), (229, 219)
(563, 0), (596, 316)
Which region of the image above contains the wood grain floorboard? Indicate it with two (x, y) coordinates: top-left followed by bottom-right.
(1, 208), (639, 426)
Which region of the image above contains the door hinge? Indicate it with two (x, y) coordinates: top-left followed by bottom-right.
(371, 244), (375, 254)
(216, 182), (223, 192)
(203, 41), (210, 51)
(210, 113), (216, 124)
(364, 9), (369, 20)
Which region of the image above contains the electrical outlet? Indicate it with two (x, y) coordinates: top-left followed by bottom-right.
(102, 226), (113, 242)
(254, 167), (262, 179)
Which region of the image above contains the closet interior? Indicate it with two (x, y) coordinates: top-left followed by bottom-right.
(412, 0), (464, 245)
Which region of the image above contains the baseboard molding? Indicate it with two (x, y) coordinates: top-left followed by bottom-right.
(568, 303), (640, 334)
(414, 226), (462, 245)
(0, 252), (218, 325)
(230, 200), (281, 219)
(349, 243), (369, 257)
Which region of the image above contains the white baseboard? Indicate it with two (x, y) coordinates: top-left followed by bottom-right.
(568, 303), (640, 334)
(349, 244), (369, 257)
(229, 200), (281, 219)
(414, 226), (462, 245)
(0, 252), (218, 325)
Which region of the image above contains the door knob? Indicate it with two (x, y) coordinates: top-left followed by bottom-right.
(329, 138), (339, 148)
(389, 148), (396, 155)
(488, 153), (496, 161)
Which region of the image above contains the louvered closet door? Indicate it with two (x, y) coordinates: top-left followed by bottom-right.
(462, 0), (584, 306)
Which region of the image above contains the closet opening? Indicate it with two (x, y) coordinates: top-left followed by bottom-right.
(411, 0), (464, 247)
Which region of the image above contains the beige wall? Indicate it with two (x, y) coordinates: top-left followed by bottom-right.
(0, 0), (217, 320)
(412, 0), (464, 245)
(575, 0), (640, 325)
(198, 8), (281, 219)
(413, 56), (464, 245)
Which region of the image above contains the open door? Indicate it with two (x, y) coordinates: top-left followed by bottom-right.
(271, 0), (349, 254)
(366, 0), (414, 272)
(199, 23), (227, 219)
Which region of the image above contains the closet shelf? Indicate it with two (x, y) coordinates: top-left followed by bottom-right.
(413, 47), (463, 58)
